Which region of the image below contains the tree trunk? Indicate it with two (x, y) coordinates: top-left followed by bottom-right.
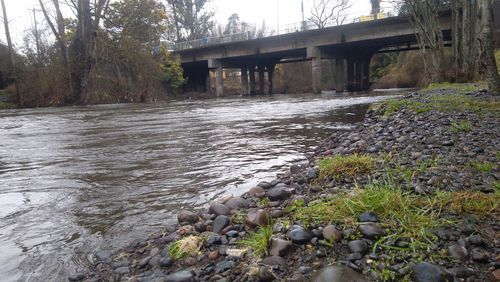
(478, 0), (500, 94)
(1, 0), (21, 105)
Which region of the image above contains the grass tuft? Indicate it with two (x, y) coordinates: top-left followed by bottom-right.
(287, 181), (499, 252)
(449, 120), (471, 133)
(424, 82), (482, 94)
(239, 224), (273, 257)
(470, 161), (497, 173)
(318, 154), (375, 179)
(168, 235), (203, 260)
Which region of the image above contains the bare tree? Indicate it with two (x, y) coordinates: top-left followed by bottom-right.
(0, 0), (20, 105)
(39, 0), (74, 100)
(309, 0), (352, 28)
(478, 0), (500, 94)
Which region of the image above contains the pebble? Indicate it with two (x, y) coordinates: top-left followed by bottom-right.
(286, 228), (312, 244)
(412, 262), (452, 282)
(358, 223), (385, 239)
(224, 197), (250, 210)
(165, 270), (195, 282)
(177, 210), (199, 224)
(358, 211), (379, 223)
(267, 188), (292, 201)
(312, 265), (368, 282)
(68, 273), (85, 281)
(245, 209), (270, 228)
(270, 238), (293, 257)
(209, 203), (230, 216)
(215, 260), (235, 273)
(213, 215), (230, 234)
(348, 240), (368, 254)
(448, 244), (469, 261)
(322, 225), (343, 243)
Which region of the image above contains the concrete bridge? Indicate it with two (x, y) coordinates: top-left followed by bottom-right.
(175, 7), (500, 96)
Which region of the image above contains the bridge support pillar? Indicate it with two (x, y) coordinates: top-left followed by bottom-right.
(258, 65), (265, 95)
(355, 61), (363, 91)
(335, 57), (347, 92)
(215, 67), (224, 97)
(267, 64), (275, 94)
(308, 46), (323, 94)
(361, 58), (371, 90)
(249, 66), (256, 95)
(241, 67), (249, 95)
(209, 59), (224, 97)
(346, 59), (355, 91)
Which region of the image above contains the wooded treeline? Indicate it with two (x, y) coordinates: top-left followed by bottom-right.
(1, 0), (499, 108)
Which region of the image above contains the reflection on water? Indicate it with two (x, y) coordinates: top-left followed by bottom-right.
(0, 92), (400, 281)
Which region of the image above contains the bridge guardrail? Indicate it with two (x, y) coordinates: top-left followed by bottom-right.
(168, 11), (394, 52)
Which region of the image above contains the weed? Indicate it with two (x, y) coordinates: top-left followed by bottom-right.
(232, 210), (246, 225)
(168, 235), (204, 260)
(239, 223), (273, 257)
(258, 197), (270, 208)
(449, 120), (471, 133)
(318, 154), (375, 180)
(470, 161), (497, 173)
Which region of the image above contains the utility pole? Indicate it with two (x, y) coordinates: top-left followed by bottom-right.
(276, 0), (279, 35)
(1, 0), (21, 105)
(301, 0), (306, 30)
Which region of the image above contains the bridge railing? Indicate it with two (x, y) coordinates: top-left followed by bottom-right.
(168, 11), (394, 52)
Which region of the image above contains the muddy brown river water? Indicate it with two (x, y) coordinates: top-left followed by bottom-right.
(0, 92), (402, 281)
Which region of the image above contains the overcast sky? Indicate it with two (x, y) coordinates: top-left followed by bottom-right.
(0, 0), (392, 46)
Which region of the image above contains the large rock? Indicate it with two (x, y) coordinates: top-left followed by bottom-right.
(245, 209), (270, 228)
(209, 203), (230, 216)
(257, 181), (273, 189)
(224, 197), (250, 210)
(270, 238), (293, 257)
(322, 225), (343, 243)
(213, 215), (230, 234)
(286, 227), (312, 244)
(312, 265), (368, 282)
(267, 188), (292, 201)
(166, 270), (195, 282)
(412, 262), (453, 282)
(177, 210), (199, 224)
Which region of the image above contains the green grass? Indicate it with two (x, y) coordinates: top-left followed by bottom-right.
(378, 94), (500, 117)
(168, 236), (203, 260)
(318, 154), (375, 179)
(239, 224), (273, 257)
(286, 180), (499, 252)
(449, 120), (471, 133)
(424, 82), (482, 94)
(470, 161), (497, 173)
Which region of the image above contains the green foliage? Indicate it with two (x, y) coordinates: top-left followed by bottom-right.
(168, 236), (203, 260)
(318, 154), (375, 179)
(239, 224), (273, 257)
(495, 49), (500, 72)
(287, 181), (499, 252)
(449, 120), (471, 133)
(0, 101), (14, 109)
(470, 161), (497, 173)
(157, 48), (186, 91)
(231, 210), (246, 225)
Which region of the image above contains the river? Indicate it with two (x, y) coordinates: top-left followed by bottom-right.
(0, 91), (401, 281)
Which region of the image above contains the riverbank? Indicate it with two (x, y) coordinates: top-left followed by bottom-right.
(82, 87), (499, 282)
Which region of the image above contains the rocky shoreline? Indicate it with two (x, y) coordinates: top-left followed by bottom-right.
(80, 89), (499, 282)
